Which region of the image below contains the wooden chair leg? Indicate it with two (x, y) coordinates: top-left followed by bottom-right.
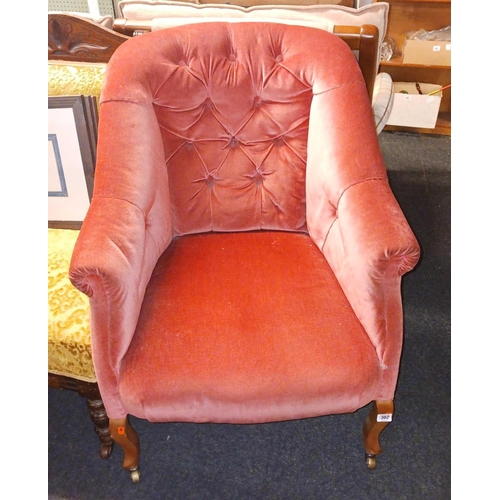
(86, 399), (114, 459)
(362, 399), (395, 470)
(110, 417), (141, 482)
(49, 374), (114, 460)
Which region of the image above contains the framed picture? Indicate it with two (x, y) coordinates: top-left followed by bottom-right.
(48, 95), (98, 229)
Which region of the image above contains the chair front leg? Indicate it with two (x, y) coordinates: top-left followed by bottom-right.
(362, 399), (395, 470)
(109, 417), (141, 482)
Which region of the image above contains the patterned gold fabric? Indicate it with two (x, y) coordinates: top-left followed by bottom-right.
(48, 61), (107, 108)
(48, 228), (96, 382)
(48, 60), (106, 383)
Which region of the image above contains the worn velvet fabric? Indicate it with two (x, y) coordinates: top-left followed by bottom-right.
(69, 23), (420, 421)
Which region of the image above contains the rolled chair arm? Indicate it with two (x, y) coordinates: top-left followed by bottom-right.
(69, 100), (174, 419)
(69, 196), (170, 418)
(321, 178), (420, 399)
(305, 68), (418, 372)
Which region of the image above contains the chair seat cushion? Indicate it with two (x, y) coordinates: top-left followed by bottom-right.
(48, 228), (96, 382)
(119, 231), (380, 423)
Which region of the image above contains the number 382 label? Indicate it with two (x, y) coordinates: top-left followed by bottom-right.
(377, 414), (393, 423)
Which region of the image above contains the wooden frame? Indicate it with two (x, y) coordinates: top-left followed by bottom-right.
(48, 95), (98, 229)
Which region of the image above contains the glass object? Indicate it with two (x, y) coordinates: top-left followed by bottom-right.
(380, 38), (396, 62)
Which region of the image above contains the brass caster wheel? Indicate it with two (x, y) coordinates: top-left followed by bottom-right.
(365, 454), (377, 470)
(130, 468), (141, 483)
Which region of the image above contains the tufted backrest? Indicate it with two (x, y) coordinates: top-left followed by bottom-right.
(98, 22), (376, 237)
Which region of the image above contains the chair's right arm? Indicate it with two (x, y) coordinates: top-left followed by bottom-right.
(306, 79), (420, 401)
(69, 101), (173, 419)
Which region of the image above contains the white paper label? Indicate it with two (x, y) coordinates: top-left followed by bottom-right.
(377, 414), (393, 422)
(433, 45), (441, 52)
(446, 44), (451, 51)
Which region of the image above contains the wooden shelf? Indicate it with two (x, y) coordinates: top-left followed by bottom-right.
(380, 56), (451, 70)
(376, 0), (451, 135)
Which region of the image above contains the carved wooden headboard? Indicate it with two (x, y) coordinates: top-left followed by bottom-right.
(48, 13), (130, 63)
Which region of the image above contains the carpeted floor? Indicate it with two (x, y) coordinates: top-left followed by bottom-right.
(48, 130), (451, 499)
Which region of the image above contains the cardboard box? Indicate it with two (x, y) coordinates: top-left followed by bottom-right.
(386, 82), (442, 129)
(403, 40), (451, 66)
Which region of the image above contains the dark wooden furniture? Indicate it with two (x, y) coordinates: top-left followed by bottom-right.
(49, 13), (129, 63)
(48, 374), (114, 459)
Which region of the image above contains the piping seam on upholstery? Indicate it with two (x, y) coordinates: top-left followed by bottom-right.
(321, 215), (338, 253)
(320, 177), (387, 252)
(336, 177), (386, 207)
(100, 98), (150, 105)
(313, 80), (365, 96)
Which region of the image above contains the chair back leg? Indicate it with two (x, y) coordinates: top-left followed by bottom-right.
(86, 398), (114, 459)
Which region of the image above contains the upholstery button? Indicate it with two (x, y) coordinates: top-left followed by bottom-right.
(228, 54), (236, 63)
(254, 96), (262, 107)
(179, 60), (188, 67)
(254, 173), (263, 185)
(206, 174), (215, 186)
(204, 98), (213, 109)
(230, 137), (238, 148)
(274, 137), (284, 146)
(275, 55), (283, 63)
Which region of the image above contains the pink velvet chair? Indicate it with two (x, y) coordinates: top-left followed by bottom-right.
(69, 22), (420, 482)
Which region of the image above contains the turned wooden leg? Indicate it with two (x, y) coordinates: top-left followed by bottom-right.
(362, 399), (395, 470)
(109, 417), (141, 482)
(86, 399), (114, 459)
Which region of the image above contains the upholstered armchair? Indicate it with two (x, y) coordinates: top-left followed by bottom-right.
(69, 22), (420, 482)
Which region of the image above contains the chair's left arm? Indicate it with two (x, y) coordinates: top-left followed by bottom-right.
(69, 101), (174, 419)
